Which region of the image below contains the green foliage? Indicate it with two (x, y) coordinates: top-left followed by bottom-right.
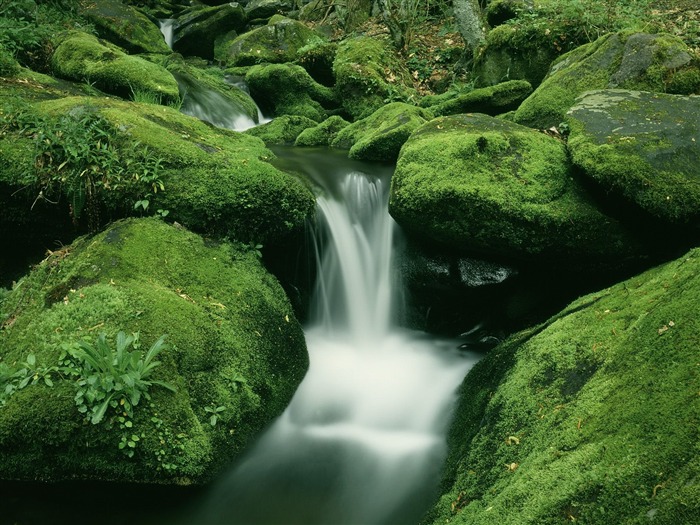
(204, 405), (226, 427)
(0, 99), (167, 231)
(67, 331), (176, 426)
(0, 354), (59, 407)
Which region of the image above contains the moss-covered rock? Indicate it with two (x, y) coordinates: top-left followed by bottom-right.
(245, 62), (336, 121)
(331, 102), (433, 162)
(0, 217), (308, 484)
(295, 40), (337, 87)
(217, 17), (324, 67)
(245, 114), (318, 144)
(332, 36), (417, 120)
(427, 246), (700, 525)
(3, 94), (315, 247)
(566, 89), (700, 225)
(77, 0), (171, 54)
(294, 115), (350, 147)
(514, 32), (700, 130)
(172, 3), (247, 60)
(389, 113), (643, 264)
(423, 80), (533, 117)
(245, 0), (292, 21)
(50, 31), (179, 105)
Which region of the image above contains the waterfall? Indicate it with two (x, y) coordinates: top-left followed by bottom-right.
(158, 19), (175, 49)
(195, 150), (479, 525)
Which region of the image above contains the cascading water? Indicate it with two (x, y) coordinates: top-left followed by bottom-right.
(194, 150), (480, 524)
(158, 19), (175, 49)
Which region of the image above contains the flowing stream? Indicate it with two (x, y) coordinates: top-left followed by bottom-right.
(192, 149), (480, 524)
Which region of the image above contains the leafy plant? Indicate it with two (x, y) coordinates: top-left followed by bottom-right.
(204, 404), (226, 427)
(68, 331), (176, 426)
(0, 354), (59, 407)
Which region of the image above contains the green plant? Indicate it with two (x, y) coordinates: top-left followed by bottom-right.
(0, 354), (59, 407)
(204, 404), (226, 427)
(68, 331), (176, 426)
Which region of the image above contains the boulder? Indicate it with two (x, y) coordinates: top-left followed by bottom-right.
(245, 62), (336, 121)
(566, 89), (700, 225)
(216, 17), (324, 67)
(172, 3), (247, 60)
(421, 80), (533, 117)
(50, 31), (180, 105)
(333, 36), (416, 120)
(295, 115), (350, 147)
(76, 0), (171, 54)
(245, 0), (293, 21)
(331, 102), (433, 162)
(245, 114), (318, 144)
(514, 32), (700, 130)
(0, 217), (308, 484)
(427, 246), (700, 524)
(389, 113), (643, 265)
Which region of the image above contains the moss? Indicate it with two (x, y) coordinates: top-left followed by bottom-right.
(77, 0), (171, 54)
(295, 115), (350, 147)
(428, 247), (700, 525)
(25, 96), (316, 245)
(332, 36), (417, 120)
(566, 89), (700, 224)
(245, 115), (318, 144)
(171, 3), (247, 60)
(295, 40), (337, 86)
(245, 62), (336, 121)
(428, 80), (533, 117)
(331, 102), (433, 162)
(0, 217), (308, 484)
(217, 17), (324, 67)
(514, 32), (700, 130)
(389, 113), (643, 264)
(50, 31), (179, 105)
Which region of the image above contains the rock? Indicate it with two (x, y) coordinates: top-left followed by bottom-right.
(514, 32), (700, 130)
(76, 0), (171, 54)
(216, 17), (324, 67)
(296, 41), (337, 87)
(427, 246), (700, 524)
(245, 114), (318, 144)
(50, 31), (180, 105)
(172, 3), (247, 60)
(332, 36), (416, 120)
(331, 102), (433, 162)
(245, 0), (292, 21)
(389, 113), (644, 265)
(295, 115), (350, 147)
(566, 89), (700, 225)
(0, 217), (308, 484)
(423, 80), (533, 117)
(245, 62), (336, 121)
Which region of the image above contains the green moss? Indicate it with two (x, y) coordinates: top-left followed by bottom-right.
(246, 115), (318, 144)
(217, 18), (324, 67)
(389, 113), (642, 263)
(295, 115), (350, 147)
(50, 31), (179, 105)
(245, 62), (336, 121)
(332, 36), (417, 120)
(0, 217), (308, 484)
(428, 247), (700, 525)
(428, 80), (533, 117)
(331, 102), (433, 162)
(566, 89), (700, 224)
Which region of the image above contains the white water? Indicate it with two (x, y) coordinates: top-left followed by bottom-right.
(196, 154), (479, 524)
(158, 19), (175, 49)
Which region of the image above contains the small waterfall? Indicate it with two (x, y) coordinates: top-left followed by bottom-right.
(195, 150), (479, 525)
(158, 19), (175, 49)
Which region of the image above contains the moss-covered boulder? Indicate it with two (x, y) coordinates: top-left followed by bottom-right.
(514, 32), (700, 130)
(2, 94), (315, 247)
(295, 115), (350, 147)
(245, 115), (318, 144)
(389, 113), (643, 264)
(427, 246), (700, 525)
(50, 31), (179, 105)
(216, 17), (324, 67)
(331, 102), (433, 162)
(245, 62), (336, 121)
(77, 0), (171, 54)
(333, 36), (417, 120)
(172, 3), (247, 60)
(566, 89), (700, 225)
(422, 80), (533, 117)
(0, 217), (308, 484)
(296, 40), (337, 87)
(245, 0), (292, 21)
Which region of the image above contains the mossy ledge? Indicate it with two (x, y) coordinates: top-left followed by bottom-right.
(426, 246), (700, 525)
(0, 217), (308, 485)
